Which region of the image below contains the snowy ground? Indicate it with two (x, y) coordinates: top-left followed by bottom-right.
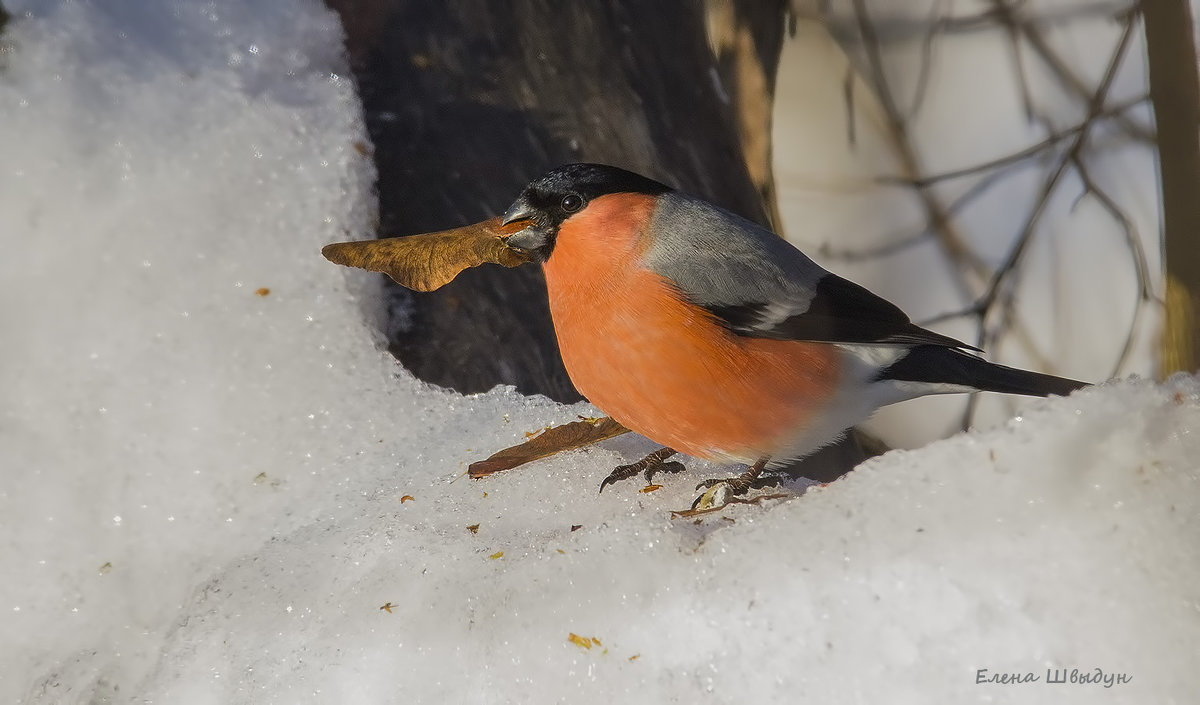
(2, 2), (1198, 704)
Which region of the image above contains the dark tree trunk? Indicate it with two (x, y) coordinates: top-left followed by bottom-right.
(326, 0), (785, 401)
(1144, 0), (1200, 373)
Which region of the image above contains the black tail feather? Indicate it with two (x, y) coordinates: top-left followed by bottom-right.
(877, 345), (1088, 397)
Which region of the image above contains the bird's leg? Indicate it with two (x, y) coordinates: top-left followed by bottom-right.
(599, 447), (680, 493)
(694, 456), (773, 496)
(644, 456), (686, 484)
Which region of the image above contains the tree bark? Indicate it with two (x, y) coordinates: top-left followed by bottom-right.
(1144, 0), (1200, 373)
(326, 0), (784, 401)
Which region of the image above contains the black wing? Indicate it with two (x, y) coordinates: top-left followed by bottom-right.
(703, 273), (979, 350)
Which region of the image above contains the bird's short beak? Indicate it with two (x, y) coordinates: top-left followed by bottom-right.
(499, 197), (550, 256)
(503, 226), (550, 255)
(501, 199), (534, 226)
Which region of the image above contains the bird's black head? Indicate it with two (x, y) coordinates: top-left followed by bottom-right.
(501, 163), (671, 261)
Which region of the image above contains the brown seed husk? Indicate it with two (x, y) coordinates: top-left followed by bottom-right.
(469, 417), (630, 478)
(322, 217), (531, 291)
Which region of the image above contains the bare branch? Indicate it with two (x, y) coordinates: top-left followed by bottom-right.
(877, 94), (1148, 189)
(851, 0), (986, 296)
(1070, 154), (1154, 376)
(989, 0), (1153, 143)
(977, 11), (1137, 317)
(905, 0), (949, 123)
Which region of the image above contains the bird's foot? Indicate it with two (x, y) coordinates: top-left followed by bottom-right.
(690, 457), (774, 510)
(599, 447), (681, 493)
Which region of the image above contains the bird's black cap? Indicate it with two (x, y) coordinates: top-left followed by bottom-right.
(501, 164), (672, 260)
(503, 164), (671, 229)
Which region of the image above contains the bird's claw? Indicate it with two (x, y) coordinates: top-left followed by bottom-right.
(690, 461), (781, 509)
(598, 463), (641, 493)
(694, 476), (754, 494)
(598, 447), (681, 493)
(690, 475), (754, 510)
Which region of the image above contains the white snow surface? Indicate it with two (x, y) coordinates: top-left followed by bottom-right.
(2, 2), (1198, 704)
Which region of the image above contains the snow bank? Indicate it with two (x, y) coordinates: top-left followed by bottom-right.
(134, 377), (1200, 705)
(2, 2), (1197, 704)
(0, 0), (380, 698)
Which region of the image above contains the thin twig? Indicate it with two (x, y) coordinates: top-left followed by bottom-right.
(827, 162), (1030, 263)
(851, 0), (987, 296)
(1070, 153), (1155, 376)
(977, 12), (1137, 315)
(989, 0), (1153, 143)
(877, 95), (1148, 188)
(906, 0), (949, 123)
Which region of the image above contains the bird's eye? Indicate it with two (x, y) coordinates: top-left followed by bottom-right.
(560, 193), (583, 213)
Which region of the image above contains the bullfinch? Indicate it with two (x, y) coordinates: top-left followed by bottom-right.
(499, 163), (1087, 496)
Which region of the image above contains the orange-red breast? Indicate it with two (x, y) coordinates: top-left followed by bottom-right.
(500, 164), (1086, 493)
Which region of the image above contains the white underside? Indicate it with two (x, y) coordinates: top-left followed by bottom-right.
(739, 344), (977, 467)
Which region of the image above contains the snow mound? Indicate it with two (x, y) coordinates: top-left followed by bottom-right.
(134, 377), (1200, 705)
